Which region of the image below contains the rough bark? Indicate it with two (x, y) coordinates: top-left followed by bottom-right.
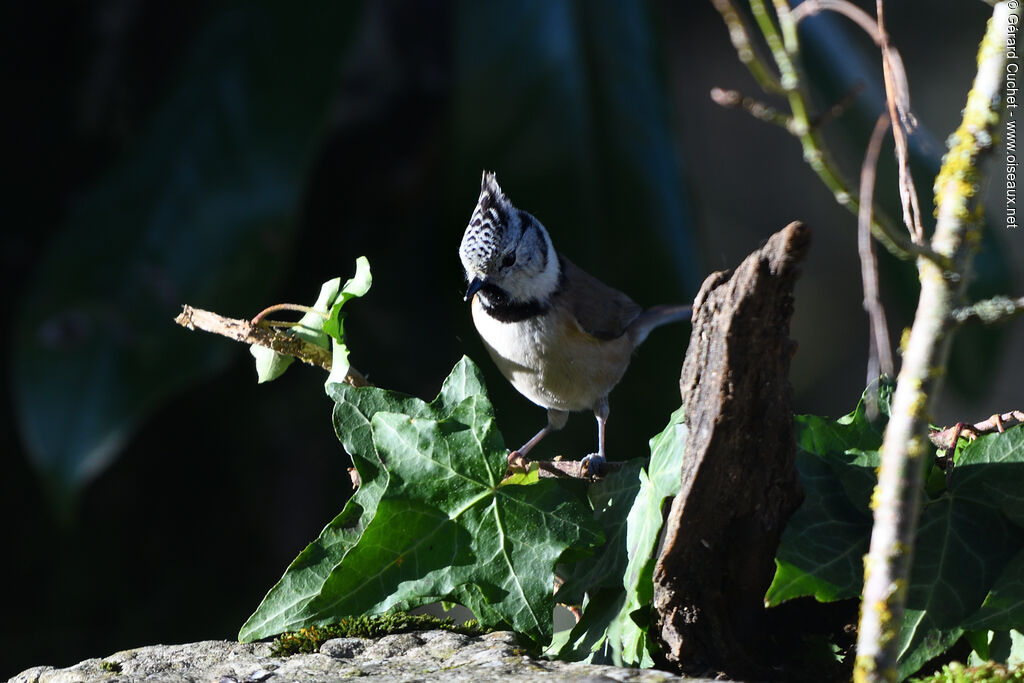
(652, 221), (808, 679)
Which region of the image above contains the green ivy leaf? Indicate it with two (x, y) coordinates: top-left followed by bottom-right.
(251, 277), (341, 383)
(896, 427), (1024, 679)
(958, 429), (1024, 637)
(555, 407), (686, 666)
(325, 256), (372, 386)
(613, 405), (687, 666)
(988, 629), (1024, 669)
(240, 357), (601, 647)
(240, 358), (488, 642)
(251, 256), (371, 385)
(767, 382), (1024, 680)
(557, 459), (645, 605)
(766, 382), (890, 605)
(323, 256), (372, 342)
(896, 496), (1020, 680)
(964, 549), (1024, 633)
(550, 459), (645, 665)
(949, 425), (1024, 528)
(548, 587), (627, 665)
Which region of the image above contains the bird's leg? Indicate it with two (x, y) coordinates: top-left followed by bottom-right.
(580, 397), (609, 476)
(508, 409), (569, 469)
(507, 425), (552, 469)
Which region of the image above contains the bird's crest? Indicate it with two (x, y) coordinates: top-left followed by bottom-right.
(460, 171), (515, 271)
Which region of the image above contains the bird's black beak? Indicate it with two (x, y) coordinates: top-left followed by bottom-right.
(464, 276), (484, 302)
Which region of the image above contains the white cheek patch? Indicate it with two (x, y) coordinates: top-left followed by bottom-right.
(536, 237), (560, 295)
(515, 227), (560, 302)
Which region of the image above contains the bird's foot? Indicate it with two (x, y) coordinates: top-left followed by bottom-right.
(580, 453), (606, 477)
(507, 450), (531, 471)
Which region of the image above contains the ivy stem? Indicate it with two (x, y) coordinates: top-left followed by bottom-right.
(854, 5), (1013, 681)
(251, 303), (327, 326)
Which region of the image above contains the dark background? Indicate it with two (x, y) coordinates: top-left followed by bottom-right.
(3, 1), (1021, 677)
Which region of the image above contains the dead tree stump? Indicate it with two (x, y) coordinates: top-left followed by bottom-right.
(652, 221), (809, 679)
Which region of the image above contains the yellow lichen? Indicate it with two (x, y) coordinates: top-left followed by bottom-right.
(900, 328), (913, 354)
(853, 654), (876, 683)
(870, 482), (883, 511)
(932, 12), (1007, 227)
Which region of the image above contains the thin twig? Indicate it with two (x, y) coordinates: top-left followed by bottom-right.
(504, 454), (625, 479)
(858, 111), (896, 396)
(929, 410), (1024, 450)
(174, 305), (369, 387)
(810, 81), (865, 130)
(791, 0), (882, 43)
(877, 0), (926, 244)
(712, 0), (947, 264)
(710, 87), (793, 129)
(780, 0), (932, 247)
(710, 0), (785, 94)
(532, 459), (625, 479)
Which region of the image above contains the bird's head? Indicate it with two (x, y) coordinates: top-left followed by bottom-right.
(459, 171), (559, 306)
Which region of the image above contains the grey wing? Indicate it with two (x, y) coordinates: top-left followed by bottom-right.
(558, 256), (642, 340)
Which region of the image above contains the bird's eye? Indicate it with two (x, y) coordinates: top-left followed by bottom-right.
(501, 252), (517, 268)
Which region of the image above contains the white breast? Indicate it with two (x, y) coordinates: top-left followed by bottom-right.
(470, 296), (632, 413)
(471, 298), (551, 401)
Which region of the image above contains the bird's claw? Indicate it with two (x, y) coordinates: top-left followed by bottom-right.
(580, 453), (606, 477)
(507, 450), (531, 471)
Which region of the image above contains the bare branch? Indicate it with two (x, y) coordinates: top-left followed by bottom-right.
(877, 1), (926, 244)
(790, 0), (928, 244)
(792, 0), (882, 44)
(710, 87), (793, 129)
(929, 410), (1024, 450)
(859, 112), (896, 393)
(710, 0), (785, 94)
(711, 0), (948, 265)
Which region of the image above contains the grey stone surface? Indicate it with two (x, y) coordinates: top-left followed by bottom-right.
(8, 631), (723, 682)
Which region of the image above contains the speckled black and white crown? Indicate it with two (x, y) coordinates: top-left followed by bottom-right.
(459, 171), (516, 273)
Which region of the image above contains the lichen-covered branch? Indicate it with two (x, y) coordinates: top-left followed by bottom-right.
(951, 295), (1024, 325)
(854, 5), (1013, 682)
(173, 305), (368, 387)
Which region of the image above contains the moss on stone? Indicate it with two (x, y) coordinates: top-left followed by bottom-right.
(910, 661), (1024, 683)
(271, 613), (489, 656)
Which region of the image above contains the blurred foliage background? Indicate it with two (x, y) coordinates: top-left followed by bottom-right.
(3, 0), (1021, 676)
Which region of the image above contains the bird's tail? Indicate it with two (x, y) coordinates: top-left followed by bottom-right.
(628, 304), (692, 346)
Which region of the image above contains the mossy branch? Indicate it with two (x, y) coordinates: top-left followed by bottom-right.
(853, 5), (1013, 682)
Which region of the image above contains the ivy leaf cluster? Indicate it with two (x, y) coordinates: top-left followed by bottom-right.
(768, 382), (1024, 679)
(240, 356), (602, 647)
